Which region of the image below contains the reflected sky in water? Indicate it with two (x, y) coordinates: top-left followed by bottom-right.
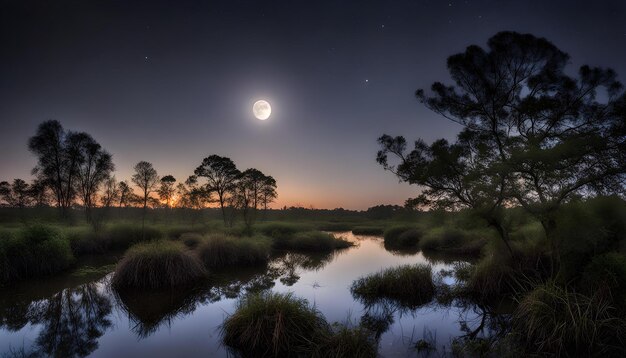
(0, 232), (504, 357)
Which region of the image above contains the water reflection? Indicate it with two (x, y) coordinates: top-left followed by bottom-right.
(0, 231), (514, 357)
(113, 283), (204, 339)
(110, 250), (343, 340)
(1, 282), (112, 358)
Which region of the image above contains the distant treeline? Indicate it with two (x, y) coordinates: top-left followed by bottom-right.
(3, 120), (282, 228)
(0, 204), (419, 224)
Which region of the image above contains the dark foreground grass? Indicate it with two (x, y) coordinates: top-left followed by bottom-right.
(0, 225), (74, 285)
(221, 292), (377, 358)
(514, 282), (626, 357)
(111, 241), (207, 290)
(196, 234), (271, 268)
(272, 230), (353, 251)
(351, 264), (435, 309)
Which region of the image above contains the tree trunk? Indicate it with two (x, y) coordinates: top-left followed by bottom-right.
(540, 217), (559, 277)
(488, 219), (515, 260)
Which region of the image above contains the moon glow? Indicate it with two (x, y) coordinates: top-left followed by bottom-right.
(253, 100), (271, 120)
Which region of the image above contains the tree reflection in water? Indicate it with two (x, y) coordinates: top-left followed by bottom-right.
(111, 250), (340, 340)
(0, 282), (112, 358)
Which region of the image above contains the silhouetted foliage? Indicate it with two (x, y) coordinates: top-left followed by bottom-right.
(28, 121), (115, 219)
(158, 175), (176, 208)
(74, 133), (114, 222)
(194, 155), (240, 226)
(379, 31), (626, 263)
(99, 177), (119, 208)
(131, 161), (159, 237)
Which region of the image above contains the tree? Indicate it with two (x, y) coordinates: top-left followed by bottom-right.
(0, 179), (32, 207)
(118, 181), (132, 208)
(378, 129), (515, 256)
(194, 155), (240, 226)
(131, 161), (159, 236)
(385, 31), (626, 264)
(234, 168), (267, 228)
(28, 120), (115, 219)
(158, 175), (176, 208)
(260, 175), (277, 220)
(29, 179), (50, 207)
(100, 176), (119, 208)
(28, 120), (79, 218)
(175, 175), (211, 209)
(75, 133), (115, 221)
(0, 181), (9, 206)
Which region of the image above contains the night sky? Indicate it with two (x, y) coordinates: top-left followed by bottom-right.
(1, 0), (625, 209)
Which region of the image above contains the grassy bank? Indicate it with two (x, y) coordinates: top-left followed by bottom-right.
(0, 225), (74, 286)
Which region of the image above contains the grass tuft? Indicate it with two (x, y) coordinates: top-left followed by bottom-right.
(383, 226), (421, 250)
(351, 264), (435, 309)
(112, 241), (206, 290)
(315, 325), (377, 358)
(196, 234), (271, 268)
(221, 292), (330, 357)
(514, 282), (626, 356)
(272, 231), (353, 251)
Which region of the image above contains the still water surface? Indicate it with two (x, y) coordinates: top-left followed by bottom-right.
(0, 232), (506, 357)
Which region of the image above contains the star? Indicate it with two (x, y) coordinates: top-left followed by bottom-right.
(365, 79), (369, 83)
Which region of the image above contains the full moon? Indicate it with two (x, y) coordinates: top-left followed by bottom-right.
(253, 100), (271, 120)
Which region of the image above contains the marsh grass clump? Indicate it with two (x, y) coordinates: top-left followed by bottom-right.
(351, 226), (385, 236)
(196, 234), (271, 268)
(221, 292), (330, 357)
(273, 231), (353, 251)
(112, 241), (206, 290)
(419, 228), (488, 256)
(460, 238), (552, 301)
(257, 222), (313, 239)
(383, 226), (421, 250)
(0, 224), (74, 285)
(315, 325), (378, 358)
(514, 282), (626, 357)
(351, 264), (435, 309)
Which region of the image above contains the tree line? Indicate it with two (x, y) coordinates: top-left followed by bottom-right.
(1, 120), (277, 228)
(378, 31), (626, 263)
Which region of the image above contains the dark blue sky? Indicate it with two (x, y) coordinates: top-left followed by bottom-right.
(1, 0), (625, 209)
